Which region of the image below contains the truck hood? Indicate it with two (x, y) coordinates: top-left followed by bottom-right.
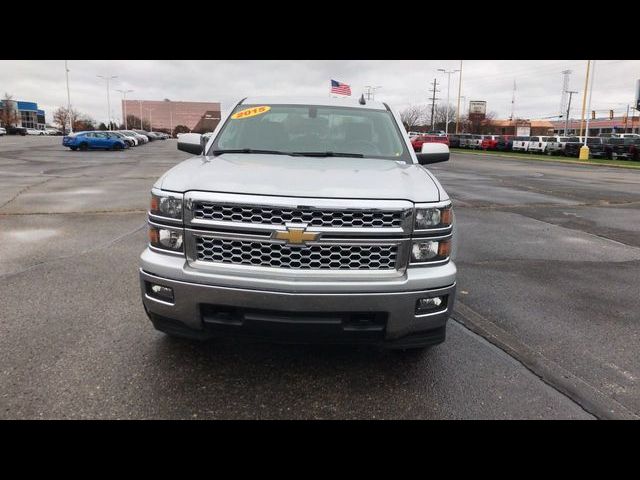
(157, 154), (441, 202)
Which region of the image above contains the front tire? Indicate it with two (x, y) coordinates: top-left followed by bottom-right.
(112, 143), (123, 151)
(70, 146), (77, 151)
(79, 142), (88, 151)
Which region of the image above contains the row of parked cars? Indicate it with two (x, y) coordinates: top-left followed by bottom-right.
(62, 129), (170, 151)
(0, 126), (63, 136)
(409, 132), (640, 161)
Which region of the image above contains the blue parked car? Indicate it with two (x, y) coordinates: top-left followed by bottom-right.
(62, 131), (128, 151)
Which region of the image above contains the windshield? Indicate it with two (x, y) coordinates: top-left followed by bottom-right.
(210, 104), (411, 162)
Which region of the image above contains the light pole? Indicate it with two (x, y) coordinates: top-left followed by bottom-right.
(97, 74), (118, 130)
(138, 100), (144, 129)
(580, 61), (596, 160)
(148, 108), (155, 132)
(455, 60), (463, 134)
(579, 60), (591, 137)
(64, 60), (73, 134)
(438, 68), (460, 134)
(116, 89), (134, 130)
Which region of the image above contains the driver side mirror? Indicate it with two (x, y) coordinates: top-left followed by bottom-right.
(416, 142), (450, 165)
(177, 133), (203, 155)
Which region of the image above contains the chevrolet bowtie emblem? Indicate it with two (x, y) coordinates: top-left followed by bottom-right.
(273, 225), (319, 245)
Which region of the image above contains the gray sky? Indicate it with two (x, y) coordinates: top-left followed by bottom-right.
(1, 60), (639, 125)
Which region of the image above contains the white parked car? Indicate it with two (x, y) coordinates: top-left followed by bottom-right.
(116, 131), (140, 146)
(26, 128), (46, 135)
(612, 133), (640, 139)
(0, 127), (6, 136)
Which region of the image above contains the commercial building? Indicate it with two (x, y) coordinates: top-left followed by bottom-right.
(121, 99), (221, 133)
(550, 116), (640, 135)
(0, 99), (46, 130)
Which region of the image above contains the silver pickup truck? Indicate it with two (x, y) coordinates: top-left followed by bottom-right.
(139, 96), (457, 350)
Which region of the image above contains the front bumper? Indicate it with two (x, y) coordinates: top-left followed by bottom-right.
(139, 249), (456, 348)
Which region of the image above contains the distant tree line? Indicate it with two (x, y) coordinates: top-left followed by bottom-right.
(400, 104), (496, 134)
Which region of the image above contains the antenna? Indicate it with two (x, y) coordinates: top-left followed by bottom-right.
(560, 70), (572, 120)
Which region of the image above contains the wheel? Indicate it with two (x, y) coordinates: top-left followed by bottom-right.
(79, 142), (88, 151)
(112, 143), (123, 151)
(70, 147), (77, 151)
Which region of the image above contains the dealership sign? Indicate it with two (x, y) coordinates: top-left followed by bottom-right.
(469, 101), (487, 115)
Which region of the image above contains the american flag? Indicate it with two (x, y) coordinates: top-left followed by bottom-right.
(330, 79), (351, 96)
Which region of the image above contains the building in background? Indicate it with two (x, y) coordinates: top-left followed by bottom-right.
(122, 99), (221, 133)
(550, 116), (640, 135)
(0, 99), (46, 130)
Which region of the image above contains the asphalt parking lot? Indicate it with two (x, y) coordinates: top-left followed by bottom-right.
(2, 136), (638, 419)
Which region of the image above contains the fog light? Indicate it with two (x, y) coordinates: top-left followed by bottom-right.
(415, 296), (446, 315)
(146, 282), (174, 303)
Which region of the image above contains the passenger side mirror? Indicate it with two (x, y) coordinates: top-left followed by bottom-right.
(416, 142), (450, 165)
(177, 133), (203, 155)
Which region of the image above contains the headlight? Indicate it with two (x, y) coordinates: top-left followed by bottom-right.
(414, 205), (452, 230)
(411, 238), (451, 263)
(149, 225), (183, 252)
(150, 191), (183, 220)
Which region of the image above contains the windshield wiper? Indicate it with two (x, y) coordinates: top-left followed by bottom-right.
(290, 151), (364, 158)
(211, 148), (290, 156)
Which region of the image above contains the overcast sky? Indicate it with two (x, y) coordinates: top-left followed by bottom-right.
(1, 60), (639, 125)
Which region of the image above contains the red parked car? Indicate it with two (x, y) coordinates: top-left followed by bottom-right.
(480, 135), (509, 150)
(411, 134), (449, 152)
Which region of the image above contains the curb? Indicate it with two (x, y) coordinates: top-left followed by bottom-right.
(452, 302), (639, 420)
(451, 149), (640, 170)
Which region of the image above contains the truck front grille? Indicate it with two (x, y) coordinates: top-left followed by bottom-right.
(195, 236), (398, 270)
(193, 202), (405, 229)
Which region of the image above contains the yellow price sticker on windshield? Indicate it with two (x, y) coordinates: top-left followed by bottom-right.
(231, 106), (271, 120)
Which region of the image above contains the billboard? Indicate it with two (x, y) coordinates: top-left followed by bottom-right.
(469, 100), (487, 115)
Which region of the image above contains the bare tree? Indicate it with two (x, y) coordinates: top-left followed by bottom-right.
(0, 93), (19, 128)
(53, 106), (80, 134)
(433, 104), (458, 131)
(400, 105), (428, 132)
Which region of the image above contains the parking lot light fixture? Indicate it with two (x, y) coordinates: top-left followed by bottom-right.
(438, 68), (460, 135)
(97, 74), (118, 130)
(65, 60), (73, 134)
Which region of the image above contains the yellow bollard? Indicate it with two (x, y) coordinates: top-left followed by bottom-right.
(579, 145), (590, 160)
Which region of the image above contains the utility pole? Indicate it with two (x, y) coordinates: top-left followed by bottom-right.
(565, 90), (578, 135)
(116, 89), (134, 130)
(510, 80), (516, 121)
(579, 61), (591, 137)
(148, 108), (155, 132)
(97, 74), (118, 130)
(560, 70), (572, 120)
(455, 60), (463, 134)
(428, 78), (440, 131)
(138, 100), (144, 129)
(64, 60), (73, 134)
(364, 85), (382, 101)
(438, 68), (460, 135)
